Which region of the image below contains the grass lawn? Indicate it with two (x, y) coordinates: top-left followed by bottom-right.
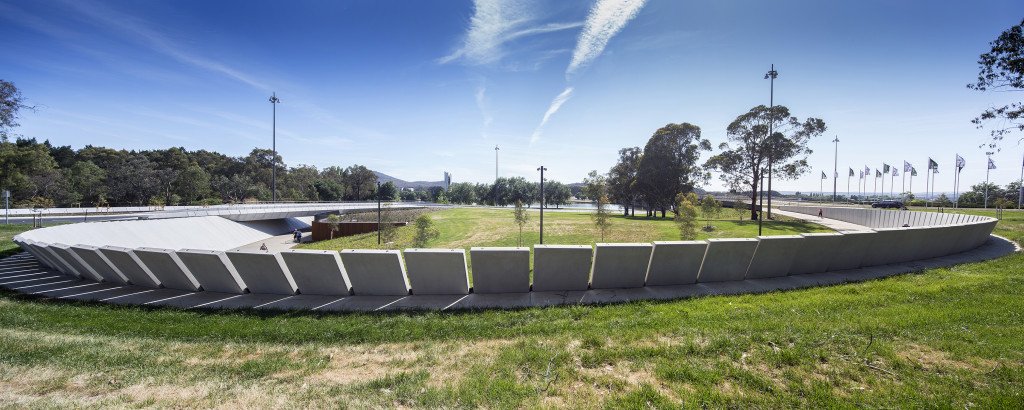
(1, 210), (1022, 407)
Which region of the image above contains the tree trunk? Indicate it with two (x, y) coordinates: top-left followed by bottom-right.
(750, 180), (759, 220)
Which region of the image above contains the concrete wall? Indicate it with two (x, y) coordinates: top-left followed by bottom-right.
(98, 246), (161, 288)
(468, 247), (530, 294)
(590, 243), (653, 289)
(176, 249), (247, 294)
(827, 230), (875, 271)
(532, 245), (593, 292)
(403, 249), (470, 295)
(645, 241), (707, 286)
(225, 251), (298, 295)
(697, 239), (758, 283)
(745, 235), (803, 279)
(338, 250), (410, 296)
(51, 243), (103, 281)
(789, 233), (843, 275)
(280, 250), (351, 296)
(69, 245), (130, 284)
(133, 247), (201, 291)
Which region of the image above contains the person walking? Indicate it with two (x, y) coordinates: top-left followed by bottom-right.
(818, 208), (823, 218)
(259, 243), (268, 251)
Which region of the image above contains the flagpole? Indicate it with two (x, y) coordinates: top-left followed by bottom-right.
(847, 172), (851, 202)
(1019, 150), (1023, 209)
(874, 172), (877, 198)
(985, 154), (991, 209)
(926, 165), (930, 207)
(902, 164), (906, 202)
(881, 165), (886, 199)
(890, 172), (894, 198)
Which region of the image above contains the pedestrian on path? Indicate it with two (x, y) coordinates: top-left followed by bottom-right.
(818, 208), (823, 218)
(259, 243), (268, 251)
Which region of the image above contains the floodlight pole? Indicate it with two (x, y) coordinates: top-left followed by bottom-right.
(269, 93), (281, 203)
(495, 145), (499, 206)
(765, 65), (778, 219)
(832, 136), (839, 203)
(538, 166), (547, 244)
(377, 181), (382, 245)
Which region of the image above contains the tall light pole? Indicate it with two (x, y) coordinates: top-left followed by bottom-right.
(832, 136), (839, 203)
(537, 166), (547, 244)
(495, 145), (499, 206)
(377, 181), (381, 245)
(269, 93), (281, 203)
(765, 65), (778, 219)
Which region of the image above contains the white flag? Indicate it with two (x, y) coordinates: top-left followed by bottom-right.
(904, 160), (911, 172)
(956, 154), (965, 170)
(892, 168), (899, 177)
(988, 158), (996, 170)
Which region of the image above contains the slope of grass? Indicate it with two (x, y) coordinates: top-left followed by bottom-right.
(0, 209), (1021, 407)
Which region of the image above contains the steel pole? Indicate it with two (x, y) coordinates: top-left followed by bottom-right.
(538, 166), (547, 244)
(766, 64), (776, 219)
(832, 137), (838, 203)
(985, 157), (991, 209)
(1019, 150), (1023, 209)
(377, 182), (381, 245)
(495, 145), (499, 206)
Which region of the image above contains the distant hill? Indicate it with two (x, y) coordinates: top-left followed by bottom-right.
(372, 171), (444, 190)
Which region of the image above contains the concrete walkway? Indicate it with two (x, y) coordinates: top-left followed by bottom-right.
(231, 230), (312, 252)
(773, 209), (870, 232)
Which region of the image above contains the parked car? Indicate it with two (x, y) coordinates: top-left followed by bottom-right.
(871, 200), (906, 209)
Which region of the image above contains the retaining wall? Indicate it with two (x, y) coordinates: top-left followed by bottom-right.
(9, 207), (999, 304)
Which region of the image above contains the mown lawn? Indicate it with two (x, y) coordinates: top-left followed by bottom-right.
(0, 210), (1022, 408)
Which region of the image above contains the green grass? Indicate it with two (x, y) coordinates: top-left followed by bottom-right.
(0, 223), (34, 258)
(0, 210), (1022, 407)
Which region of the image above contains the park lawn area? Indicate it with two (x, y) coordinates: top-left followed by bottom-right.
(298, 207), (834, 282)
(0, 224), (34, 258)
(1, 210), (1022, 407)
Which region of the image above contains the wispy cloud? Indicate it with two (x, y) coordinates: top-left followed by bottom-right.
(530, 87), (573, 144)
(566, 0), (647, 77)
(58, 0), (269, 90)
(439, 0), (581, 66)
(476, 85), (493, 128)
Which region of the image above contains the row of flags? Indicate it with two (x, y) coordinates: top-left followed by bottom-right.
(820, 156), (998, 180)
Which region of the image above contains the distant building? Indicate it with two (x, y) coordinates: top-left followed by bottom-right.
(443, 171), (451, 191)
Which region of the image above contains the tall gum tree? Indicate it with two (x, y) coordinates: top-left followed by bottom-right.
(968, 18), (1024, 150)
(635, 123), (711, 217)
(704, 105), (826, 220)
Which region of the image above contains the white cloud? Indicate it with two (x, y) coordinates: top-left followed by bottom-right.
(476, 85), (493, 128)
(566, 0), (647, 77)
(439, 0), (581, 66)
(530, 87), (574, 144)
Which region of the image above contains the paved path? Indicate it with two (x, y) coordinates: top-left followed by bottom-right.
(773, 209), (870, 232)
(231, 230), (312, 252)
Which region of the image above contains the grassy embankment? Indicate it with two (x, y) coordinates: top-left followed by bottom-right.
(0, 210), (1022, 407)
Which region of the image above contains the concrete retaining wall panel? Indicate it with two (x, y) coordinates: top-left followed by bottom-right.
(745, 235), (804, 279)
(918, 225), (960, 260)
(338, 250), (410, 296)
(98, 246), (161, 288)
(590, 243), (653, 289)
(226, 251), (298, 295)
(789, 233), (844, 275)
(403, 249), (470, 295)
(696, 238), (758, 283)
(532, 245), (593, 292)
(176, 249), (247, 294)
(69, 245), (129, 284)
(133, 247), (201, 291)
(280, 250), (350, 296)
(893, 227), (934, 263)
(645, 241), (707, 286)
(828, 230), (875, 271)
(38, 244), (79, 277)
(20, 239), (58, 270)
(861, 228), (909, 266)
(51, 243), (103, 281)
(469, 247), (530, 293)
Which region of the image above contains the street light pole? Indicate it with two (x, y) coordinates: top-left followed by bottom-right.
(377, 181), (382, 245)
(269, 93), (281, 203)
(495, 145), (499, 206)
(832, 136), (839, 203)
(765, 65), (778, 219)
(537, 166), (547, 244)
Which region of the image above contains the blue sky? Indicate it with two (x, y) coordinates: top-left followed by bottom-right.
(2, 0), (1023, 195)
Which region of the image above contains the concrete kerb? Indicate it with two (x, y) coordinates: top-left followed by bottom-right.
(644, 241), (707, 286)
(403, 249), (470, 295)
(745, 235), (804, 279)
(225, 250), (298, 295)
(590, 243), (653, 289)
(132, 247), (201, 291)
(338, 249), (410, 296)
(69, 245), (130, 284)
(696, 238), (758, 283)
(98, 246), (161, 288)
(176, 249), (247, 294)
(532, 245), (593, 292)
(469, 247), (530, 294)
(279, 249), (351, 296)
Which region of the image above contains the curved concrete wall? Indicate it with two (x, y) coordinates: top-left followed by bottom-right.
(9, 207), (998, 303)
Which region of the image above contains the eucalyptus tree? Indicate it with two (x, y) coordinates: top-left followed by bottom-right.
(968, 18), (1024, 150)
(704, 105), (826, 220)
(607, 147), (641, 216)
(634, 123), (711, 217)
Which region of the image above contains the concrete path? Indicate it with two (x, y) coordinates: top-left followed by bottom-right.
(1, 234), (1017, 312)
(773, 209), (870, 232)
(231, 230), (312, 252)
